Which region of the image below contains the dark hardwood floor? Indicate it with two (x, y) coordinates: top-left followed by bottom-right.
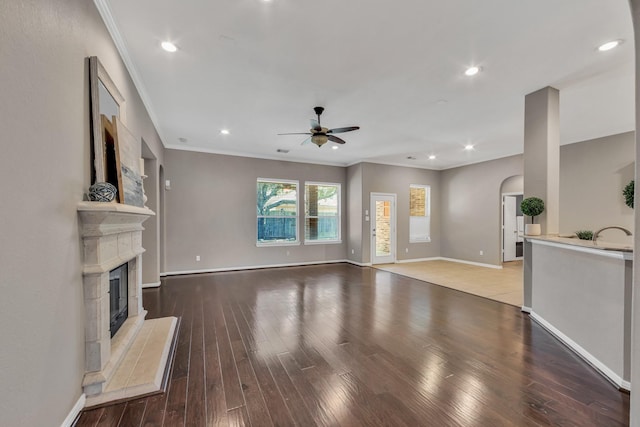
(75, 263), (629, 426)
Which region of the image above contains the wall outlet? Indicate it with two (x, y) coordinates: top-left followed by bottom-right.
(351, 249), (355, 254)
(196, 255), (200, 261)
(405, 248), (409, 253)
(286, 250), (290, 256)
(479, 250), (483, 256)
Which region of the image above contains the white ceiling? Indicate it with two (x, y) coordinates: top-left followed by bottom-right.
(100, 0), (635, 170)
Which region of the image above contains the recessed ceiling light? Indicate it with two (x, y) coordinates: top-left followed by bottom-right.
(465, 66), (481, 76)
(464, 144), (474, 151)
(220, 129), (230, 135)
(429, 155), (436, 160)
(332, 146), (339, 150)
(277, 149), (289, 153)
(406, 156), (416, 160)
(598, 40), (623, 52)
(161, 41), (178, 52)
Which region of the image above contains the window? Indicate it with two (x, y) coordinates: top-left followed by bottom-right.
(257, 179), (299, 245)
(305, 182), (341, 243)
(409, 184), (431, 242)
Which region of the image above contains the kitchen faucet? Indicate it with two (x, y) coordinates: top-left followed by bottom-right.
(592, 226), (632, 243)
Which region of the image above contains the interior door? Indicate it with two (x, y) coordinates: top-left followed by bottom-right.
(371, 194), (396, 264)
(503, 195), (518, 262)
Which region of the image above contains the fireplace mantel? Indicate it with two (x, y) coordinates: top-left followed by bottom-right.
(77, 201), (155, 398)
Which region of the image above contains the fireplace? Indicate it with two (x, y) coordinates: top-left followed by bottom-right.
(109, 263), (128, 338)
(77, 202), (152, 397)
(78, 201), (178, 406)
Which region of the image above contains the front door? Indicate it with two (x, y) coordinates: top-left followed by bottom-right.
(371, 193), (396, 264)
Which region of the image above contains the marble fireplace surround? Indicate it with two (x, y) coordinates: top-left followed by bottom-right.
(77, 201), (166, 401)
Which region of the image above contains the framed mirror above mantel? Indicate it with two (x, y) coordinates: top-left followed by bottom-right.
(89, 56), (126, 185)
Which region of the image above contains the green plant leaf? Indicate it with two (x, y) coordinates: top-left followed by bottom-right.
(520, 197), (545, 222)
(623, 180), (634, 209)
(575, 230), (593, 240)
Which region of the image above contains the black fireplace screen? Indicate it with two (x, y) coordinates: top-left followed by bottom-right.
(109, 263), (128, 338)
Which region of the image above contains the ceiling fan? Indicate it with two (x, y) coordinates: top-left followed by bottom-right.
(278, 106), (360, 147)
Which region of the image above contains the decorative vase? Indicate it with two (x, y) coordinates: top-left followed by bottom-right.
(88, 182), (117, 202)
(525, 224), (541, 236)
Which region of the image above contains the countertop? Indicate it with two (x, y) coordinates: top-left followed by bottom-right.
(525, 234), (633, 254)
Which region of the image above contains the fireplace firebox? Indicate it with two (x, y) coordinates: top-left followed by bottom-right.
(109, 263), (128, 338)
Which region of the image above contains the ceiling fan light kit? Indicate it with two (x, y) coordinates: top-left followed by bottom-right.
(312, 134), (329, 147)
(278, 106), (360, 148)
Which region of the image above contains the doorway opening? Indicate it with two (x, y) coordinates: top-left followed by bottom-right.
(503, 193), (524, 262)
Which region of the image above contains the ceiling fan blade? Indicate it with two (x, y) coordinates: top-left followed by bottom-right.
(327, 126), (360, 134)
(277, 132), (312, 135)
(301, 136), (312, 145)
(327, 135), (346, 144)
(310, 119), (321, 131)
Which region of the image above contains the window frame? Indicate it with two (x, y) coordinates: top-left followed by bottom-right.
(409, 184), (431, 243)
(256, 178), (300, 247)
(304, 181), (342, 245)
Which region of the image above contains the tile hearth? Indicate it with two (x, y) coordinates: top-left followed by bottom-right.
(86, 317), (178, 407)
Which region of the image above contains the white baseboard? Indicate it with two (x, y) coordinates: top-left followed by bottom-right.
(142, 281), (161, 288)
(61, 393), (85, 427)
(529, 311), (630, 391)
(398, 256), (503, 270)
(521, 306), (531, 313)
(396, 257), (441, 264)
(161, 259), (351, 276)
(345, 260), (372, 267)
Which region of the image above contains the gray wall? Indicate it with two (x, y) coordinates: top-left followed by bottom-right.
(164, 136), (633, 271)
(501, 175), (524, 194)
(0, 1), (163, 425)
(347, 163), (364, 262)
(358, 163), (441, 264)
(440, 155), (524, 266)
(142, 157), (160, 285)
(560, 132), (635, 244)
(632, 2), (640, 423)
(163, 149), (348, 272)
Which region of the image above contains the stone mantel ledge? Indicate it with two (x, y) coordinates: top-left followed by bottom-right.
(77, 201), (155, 237)
(526, 235), (633, 260)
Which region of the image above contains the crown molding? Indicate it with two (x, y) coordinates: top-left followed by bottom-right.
(93, 0), (168, 148)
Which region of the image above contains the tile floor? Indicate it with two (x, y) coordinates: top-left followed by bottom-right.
(374, 260), (523, 306)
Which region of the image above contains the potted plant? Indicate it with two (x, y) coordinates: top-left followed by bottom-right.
(623, 180), (634, 208)
(575, 230), (593, 240)
(520, 197), (545, 236)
